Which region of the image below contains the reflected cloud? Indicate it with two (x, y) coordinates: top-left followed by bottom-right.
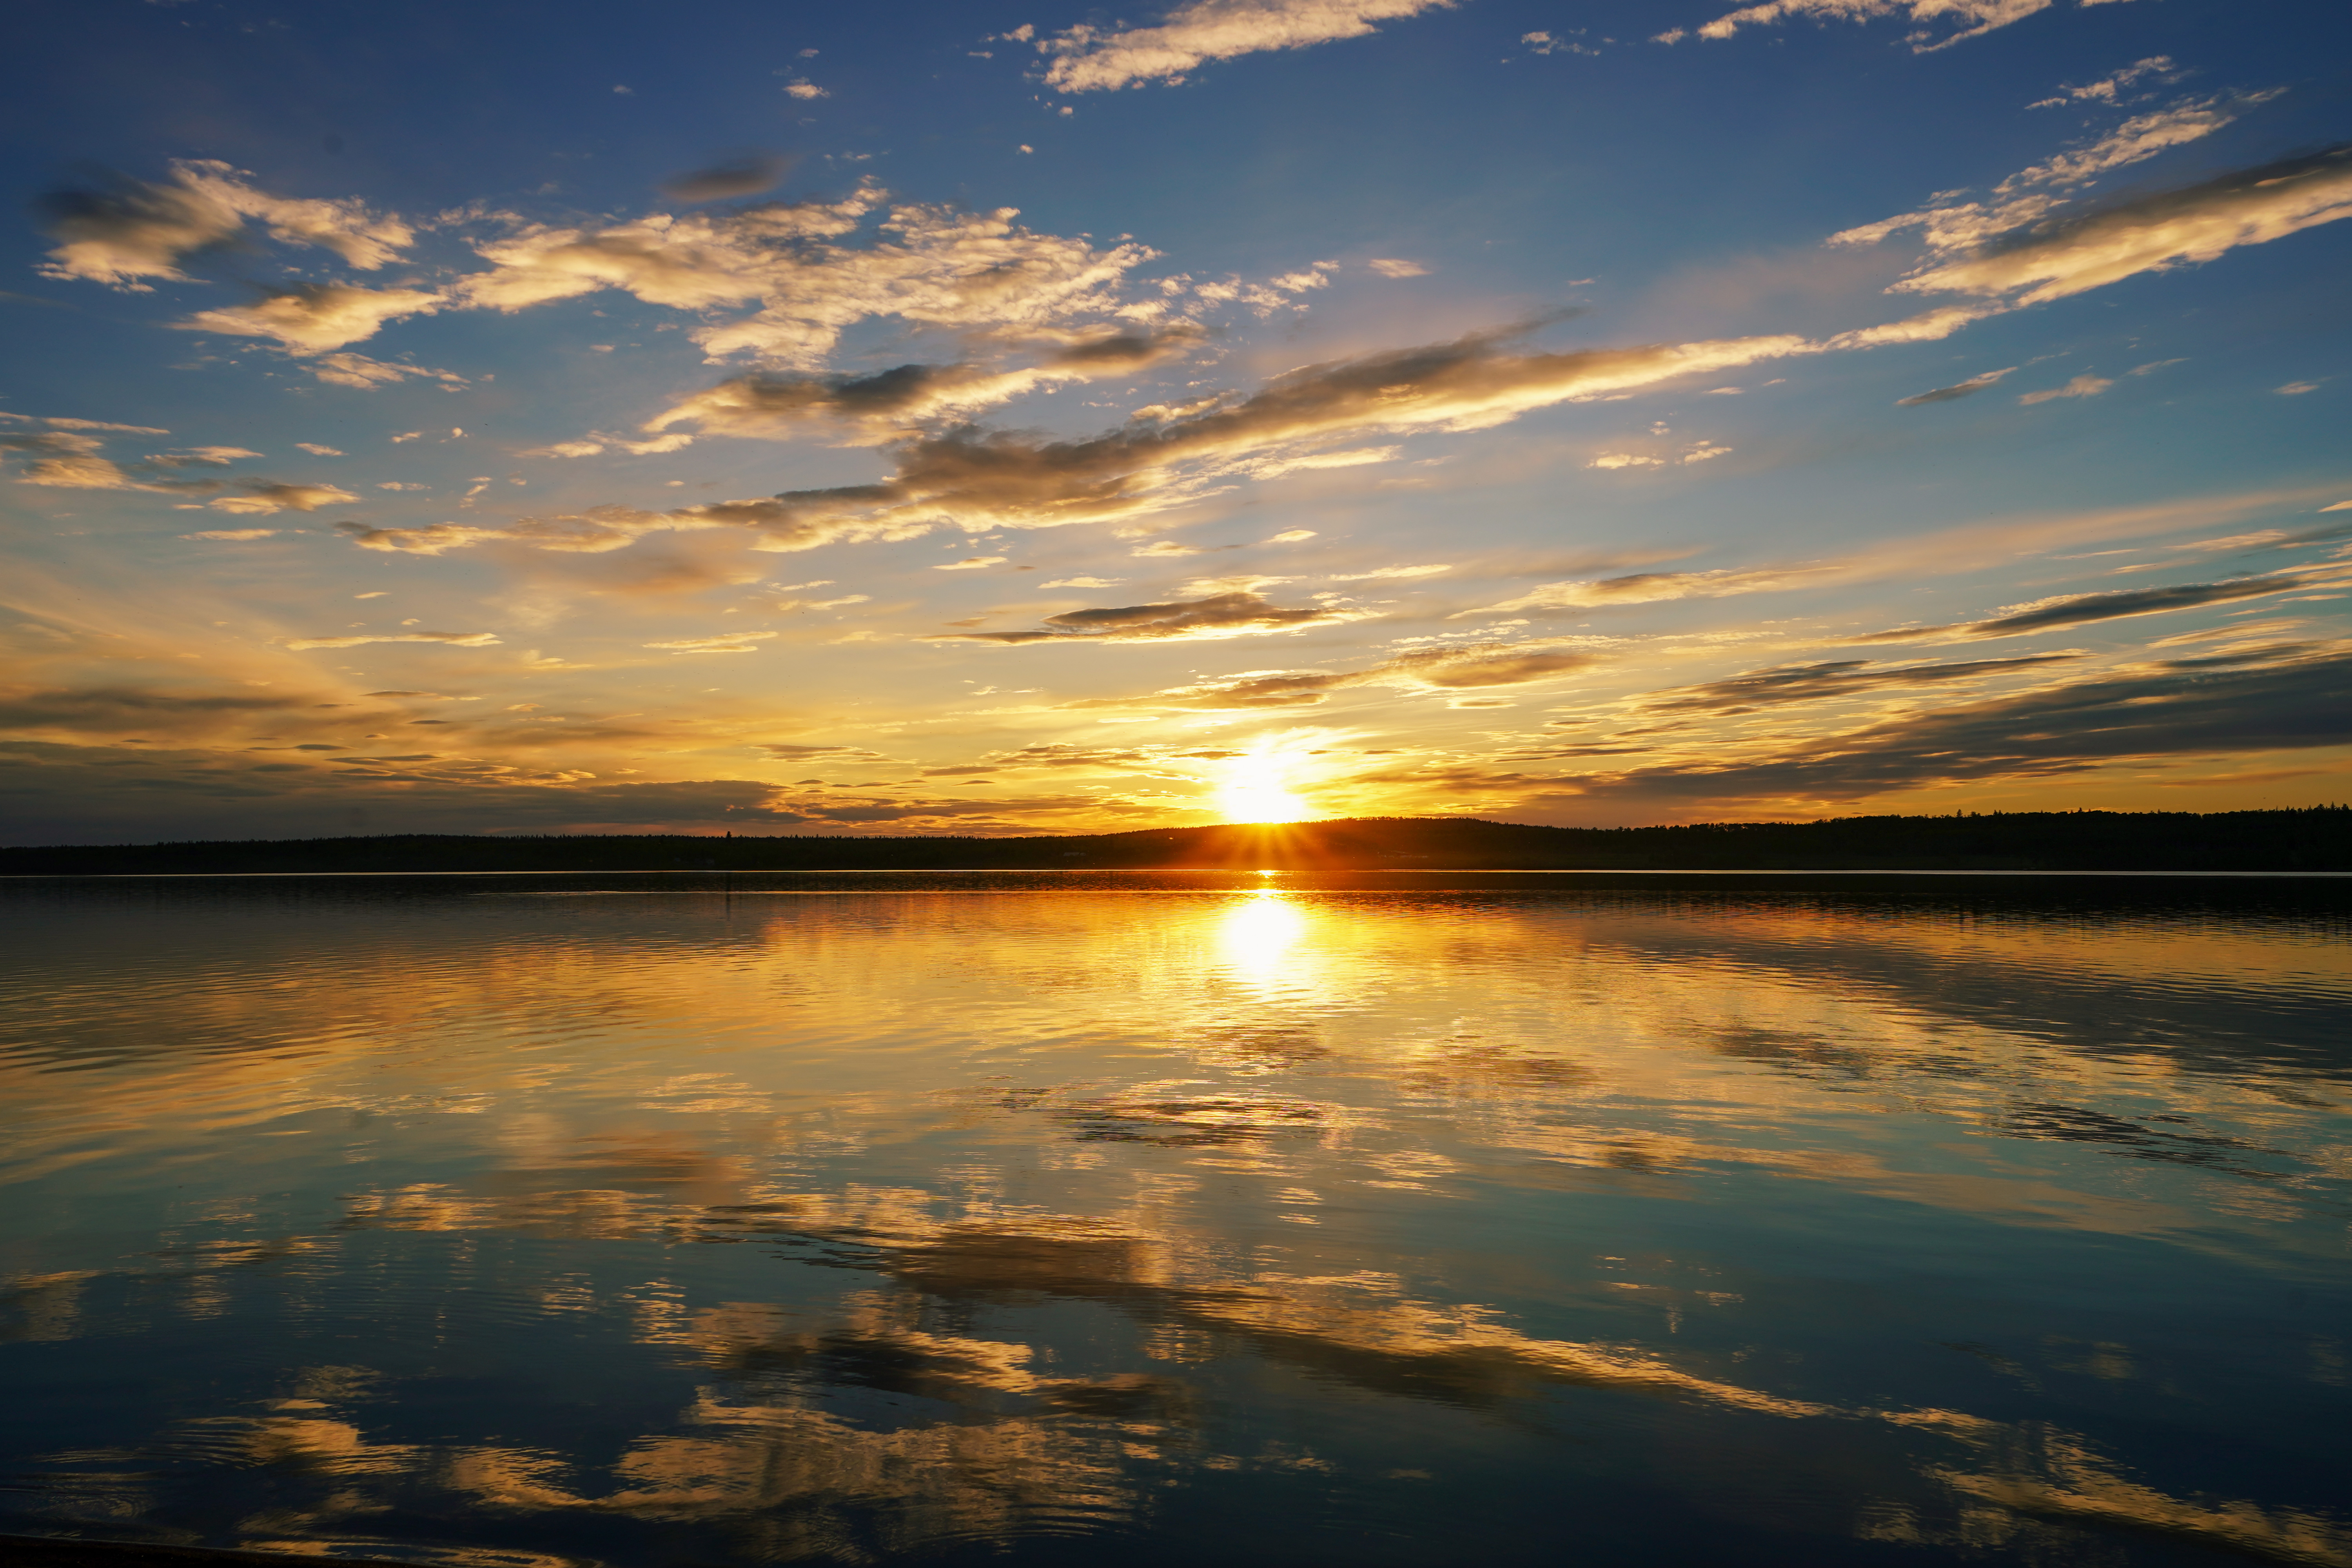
(6, 886), (2349, 1565)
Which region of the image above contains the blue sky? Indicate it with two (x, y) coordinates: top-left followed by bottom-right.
(2, 0), (2348, 840)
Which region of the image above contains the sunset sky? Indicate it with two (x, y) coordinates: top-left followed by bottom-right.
(3, 0), (2348, 842)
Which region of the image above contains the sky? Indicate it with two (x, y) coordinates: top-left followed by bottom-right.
(2, 0), (2348, 843)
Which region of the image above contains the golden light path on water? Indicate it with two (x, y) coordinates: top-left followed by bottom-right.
(0, 876), (2348, 1568)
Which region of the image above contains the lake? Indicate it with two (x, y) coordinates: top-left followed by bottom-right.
(2, 873), (2347, 1568)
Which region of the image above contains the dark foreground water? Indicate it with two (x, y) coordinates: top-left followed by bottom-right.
(2, 873), (2347, 1568)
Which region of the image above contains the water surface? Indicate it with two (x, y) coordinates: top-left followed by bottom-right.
(3, 874), (2347, 1567)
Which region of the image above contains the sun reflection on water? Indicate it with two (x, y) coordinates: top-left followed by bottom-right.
(1214, 889), (1309, 992)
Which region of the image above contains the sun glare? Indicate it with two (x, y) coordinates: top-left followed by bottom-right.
(1214, 744), (1311, 824)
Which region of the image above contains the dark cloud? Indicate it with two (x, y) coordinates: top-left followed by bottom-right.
(645, 327), (1207, 440)
(947, 591), (1357, 644)
(1846, 572), (2333, 644)
(0, 740), (799, 842)
(1548, 642), (2352, 807)
(1625, 652), (2085, 714)
(0, 686), (312, 736)
(659, 152), (799, 203)
(36, 169), (246, 285)
(615, 318), (1798, 551)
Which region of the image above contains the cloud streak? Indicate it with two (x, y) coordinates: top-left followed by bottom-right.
(1546, 642), (2352, 808)
(1664, 0), (2053, 53)
(1846, 570), (2343, 643)
(1891, 146), (2352, 307)
(281, 631), (502, 651)
(643, 328), (1205, 440)
(943, 590), (1362, 644)
(1040, 0), (1455, 93)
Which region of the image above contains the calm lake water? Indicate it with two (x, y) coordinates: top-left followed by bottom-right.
(2, 873), (2348, 1568)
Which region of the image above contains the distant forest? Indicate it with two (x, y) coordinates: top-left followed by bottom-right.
(4, 808), (2348, 875)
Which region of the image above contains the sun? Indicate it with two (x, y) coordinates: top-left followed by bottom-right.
(1214, 744), (1310, 823)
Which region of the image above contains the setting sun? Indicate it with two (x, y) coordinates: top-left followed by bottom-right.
(1215, 745), (1310, 824)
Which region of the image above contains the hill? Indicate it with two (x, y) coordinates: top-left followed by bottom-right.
(3, 808), (2347, 875)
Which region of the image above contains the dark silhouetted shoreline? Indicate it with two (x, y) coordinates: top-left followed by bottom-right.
(4, 807), (2347, 875)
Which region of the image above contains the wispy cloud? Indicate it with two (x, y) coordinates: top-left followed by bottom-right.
(1887, 147), (2352, 307)
(1611, 652), (2087, 713)
(1465, 565), (1833, 616)
(1539, 642), (2352, 809)
(281, 630), (501, 650)
(643, 328), (1204, 439)
(1660, 0), (2054, 54)
(2019, 373), (2114, 405)
(1039, 0), (1455, 93)
(644, 631), (777, 654)
(1831, 95), (2276, 261)
(1062, 635), (1610, 709)
(1844, 570), (2344, 644)
(1896, 367), (2014, 405)
(941, 590), (1363, 643)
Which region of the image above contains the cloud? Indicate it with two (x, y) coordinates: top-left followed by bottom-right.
(753, 742), (893, 762)
(1844, 570), (2340, 643)
(2019, 373), (2114, 405)
(2028, 56), (2178, 109)
(453, 185), (1152, 367)
(643, 328), (1203, 438)
(1327, 563), (1449, 581)
(651, 322), (1814, 549)
(178, 528), (279, 541)
(180, 283), (445, 353)
(1067, 635), (1609, 710)
(644, 632), (777, 654)
(1548, 642), (2352, 808)
(2, 429), (156, 491)
(207, 481), (360, 515)
(295, 443), (345, 456)
(944, 590), (1362, 643)
(1895, 367), (2014, 405)
(1039, 0), (1455, 93)
(1670, 0), (2052, 53)
(1831, 99), (2276, 261)
(2276, 379), (2323, 396)
(36, 161), (414, 289)
(1367, 258), (1429, 278)
(1890, 147), (2352, 307)
(660, 152), (798, 203)
(1624, 652), (2087, 713)
(936, 556), (1007, 570)
(1040, 577), (1119, 590)
(1466, 565), (1831, 615)
(362, 318), (1828, 563)
(1245, 444), (1398, 479)
(281, 631), (502, 650)
(308, 353), (466, 390)
(146, 446), (265, 467)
